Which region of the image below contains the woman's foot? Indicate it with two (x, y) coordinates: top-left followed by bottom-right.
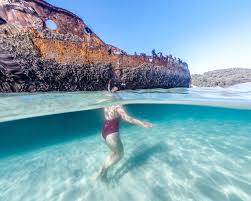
(90, 168), (108, 182)
(90, 171), (100, 181)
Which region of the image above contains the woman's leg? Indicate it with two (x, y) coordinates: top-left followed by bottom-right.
(99, 132), (124, 180)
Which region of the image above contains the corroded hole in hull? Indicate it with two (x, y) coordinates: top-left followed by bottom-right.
(45, 19), (57, 30)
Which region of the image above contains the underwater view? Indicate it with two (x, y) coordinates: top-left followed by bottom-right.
(0, 85), (251, 201)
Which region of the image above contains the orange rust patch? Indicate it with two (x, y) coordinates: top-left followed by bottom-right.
(33, 37), (121, 66)
(32, 37), (168, 69)
(33, 38), (87, 64)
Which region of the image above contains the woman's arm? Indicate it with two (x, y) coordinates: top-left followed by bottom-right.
(116, 106), (152, 128)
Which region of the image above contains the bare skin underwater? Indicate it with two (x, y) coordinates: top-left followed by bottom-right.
(92, 87), (153, 182)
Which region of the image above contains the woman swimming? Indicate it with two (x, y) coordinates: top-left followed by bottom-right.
(93, 82), (152, 181)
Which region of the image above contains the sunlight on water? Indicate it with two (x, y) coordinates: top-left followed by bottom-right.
(0, 104), (251, 201)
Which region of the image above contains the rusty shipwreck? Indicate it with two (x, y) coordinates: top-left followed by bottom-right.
(0, 0), (191, 92)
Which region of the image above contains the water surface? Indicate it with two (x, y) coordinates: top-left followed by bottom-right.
(0, 85), (251, 201)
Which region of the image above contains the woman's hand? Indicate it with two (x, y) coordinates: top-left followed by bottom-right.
(142, 121), (153, 128)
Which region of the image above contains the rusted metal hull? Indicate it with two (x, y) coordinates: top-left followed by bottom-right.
(0, 0), (190, 92)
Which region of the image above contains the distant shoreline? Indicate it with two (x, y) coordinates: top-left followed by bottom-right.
(191, 68), (251, 87)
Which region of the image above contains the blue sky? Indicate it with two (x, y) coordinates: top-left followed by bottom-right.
(48, 0), (251, 73)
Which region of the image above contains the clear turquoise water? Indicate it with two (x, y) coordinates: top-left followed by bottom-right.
(0, 84), (251, 201)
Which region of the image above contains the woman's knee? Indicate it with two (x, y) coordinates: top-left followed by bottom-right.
(114, 147), (123, 160)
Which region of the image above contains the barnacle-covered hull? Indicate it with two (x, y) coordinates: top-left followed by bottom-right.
(0, 0), (190, 92)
